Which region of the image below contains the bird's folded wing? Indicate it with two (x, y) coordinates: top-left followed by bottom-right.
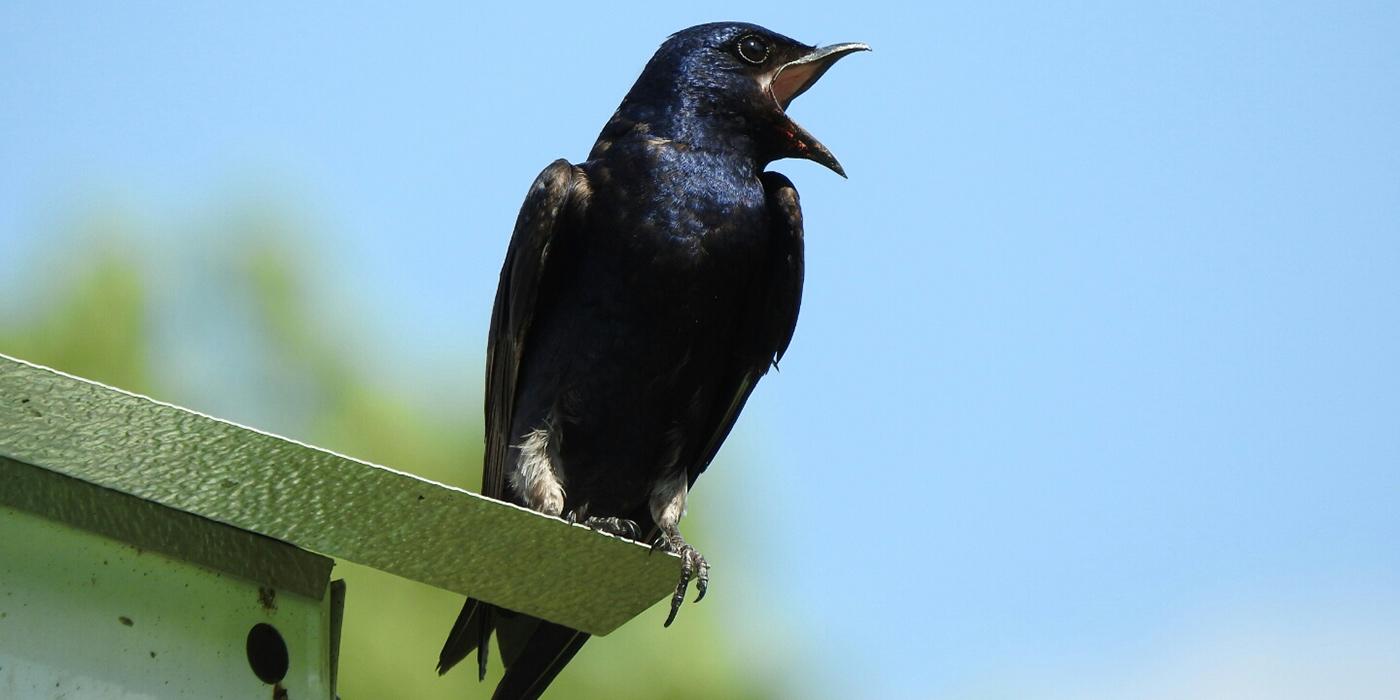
(482, 159), (584, 501)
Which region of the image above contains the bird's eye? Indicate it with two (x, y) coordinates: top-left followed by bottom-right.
(736, 35), (769, 65)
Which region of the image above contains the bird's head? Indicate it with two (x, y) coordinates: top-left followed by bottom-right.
(610, 22), (868, 176)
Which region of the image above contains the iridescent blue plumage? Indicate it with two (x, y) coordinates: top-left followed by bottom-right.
(438, 22), (866, 699)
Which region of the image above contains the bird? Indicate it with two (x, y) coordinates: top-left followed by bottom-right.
(437, 21), (867, 699)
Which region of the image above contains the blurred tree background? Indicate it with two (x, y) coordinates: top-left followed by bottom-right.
(0, 209), (783, 699)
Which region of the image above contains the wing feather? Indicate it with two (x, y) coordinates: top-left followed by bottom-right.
(482, 159), (582, 500)
(687, 171), (805, 484)
(439, 159), (582, 680)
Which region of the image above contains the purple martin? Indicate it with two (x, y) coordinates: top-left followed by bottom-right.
(438, 22), (866, 699)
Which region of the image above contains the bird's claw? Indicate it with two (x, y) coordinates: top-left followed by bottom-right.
(662, 542), (709, 627)
(582, 515), (642, 541)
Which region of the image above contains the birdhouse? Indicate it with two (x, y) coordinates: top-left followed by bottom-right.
(0, 354), (679, 699)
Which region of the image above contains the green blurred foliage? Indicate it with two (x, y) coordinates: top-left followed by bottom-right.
(0, 243), (150, 392)
(0, 214), (781, 699)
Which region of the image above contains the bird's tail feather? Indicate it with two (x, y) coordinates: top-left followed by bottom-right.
(491, 620), (590, 700)
(440, 599), (591, 699)
(438, 597), (493, 679)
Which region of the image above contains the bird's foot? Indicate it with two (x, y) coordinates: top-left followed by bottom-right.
(582, 516), (642, 541)
(653, 529), (709, 627)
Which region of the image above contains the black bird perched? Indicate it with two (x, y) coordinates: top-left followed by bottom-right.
(438, 21), (867, 699)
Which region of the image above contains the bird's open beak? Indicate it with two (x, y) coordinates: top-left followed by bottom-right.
(767, 42), (870, 177)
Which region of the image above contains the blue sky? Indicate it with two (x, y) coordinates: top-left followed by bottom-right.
(4, 3), (1399, 698)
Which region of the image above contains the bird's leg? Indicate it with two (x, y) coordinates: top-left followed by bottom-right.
(654, 524), (709, 626)
(649, 473), (709, 627)
(512, 426), (565, 517)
